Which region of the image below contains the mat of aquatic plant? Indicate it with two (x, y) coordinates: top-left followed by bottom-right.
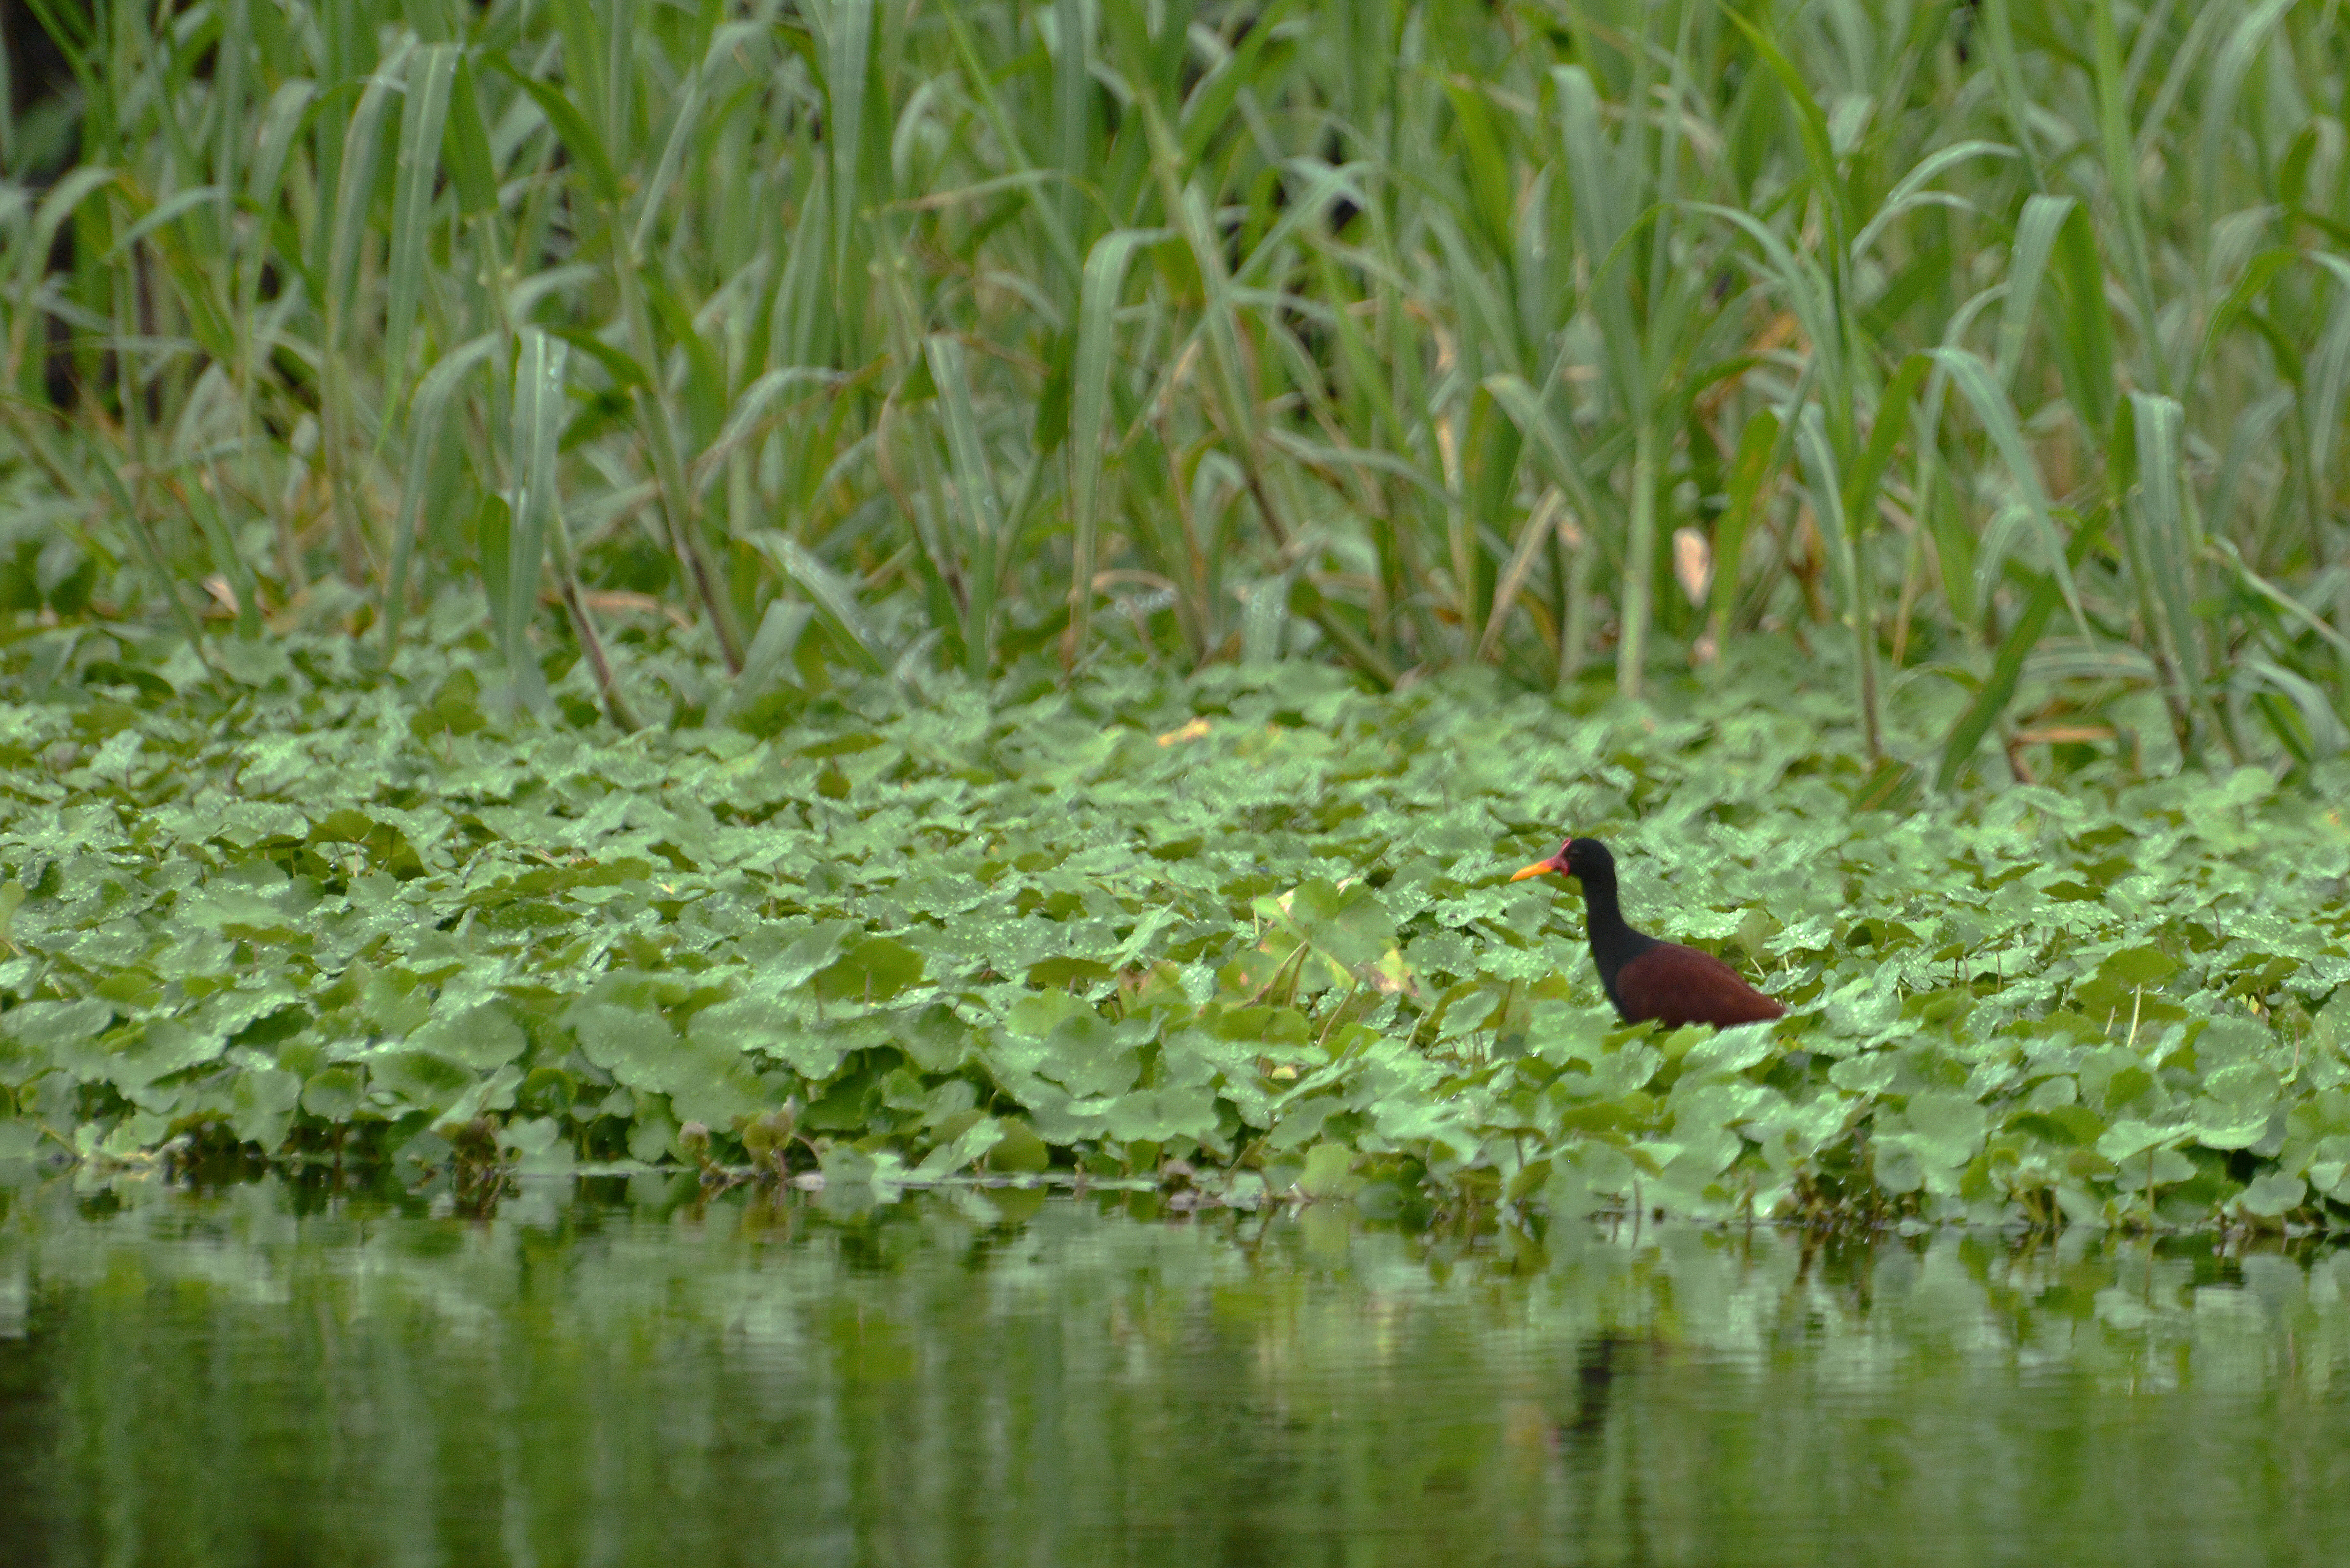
(2, 631), (2346, 1231)
(11, 1181), (2350, 1564)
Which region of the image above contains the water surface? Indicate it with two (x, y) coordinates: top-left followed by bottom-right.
(3, 1174), (2346, 1566)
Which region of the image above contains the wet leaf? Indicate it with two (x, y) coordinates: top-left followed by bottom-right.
(815, 937), (927, 1003)
(983, 1118), (1050, 1174)
(409, 1004), (527, 1070)
(0, 627), (2339, 1229)
(1300, 1143), (1361, 1199)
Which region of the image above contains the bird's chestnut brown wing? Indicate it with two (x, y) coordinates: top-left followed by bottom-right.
(1614, 942), (1785, 1028)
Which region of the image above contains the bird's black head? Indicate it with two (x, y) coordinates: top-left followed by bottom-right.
(1509, 836), (1614, 883)
(1562, 838), (1614, 879)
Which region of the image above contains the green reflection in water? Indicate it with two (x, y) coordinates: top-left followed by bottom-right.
(3, 1174), (2349, 1567)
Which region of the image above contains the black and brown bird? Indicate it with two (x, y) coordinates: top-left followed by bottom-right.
(1511, 838), (1785, 1029)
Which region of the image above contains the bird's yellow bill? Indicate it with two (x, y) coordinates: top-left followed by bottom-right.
(1509, 859), (1556, 882)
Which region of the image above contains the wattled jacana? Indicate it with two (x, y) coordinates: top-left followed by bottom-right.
(1511, 838), (1785, 1029)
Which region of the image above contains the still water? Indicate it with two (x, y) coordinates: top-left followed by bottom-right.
(3, 1173), (2349, 1566)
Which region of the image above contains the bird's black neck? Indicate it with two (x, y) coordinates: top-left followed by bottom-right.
(1579, 862), (1657, 1003)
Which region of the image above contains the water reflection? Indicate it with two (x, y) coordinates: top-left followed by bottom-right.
(3, 1172), (2348, 1566)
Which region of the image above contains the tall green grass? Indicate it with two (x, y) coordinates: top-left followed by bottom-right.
(2, 0), (2346, 786)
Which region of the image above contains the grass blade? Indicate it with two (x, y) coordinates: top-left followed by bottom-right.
(1928, 345), (2090, 642)
(383, 333), (500, 655)
(1994, 194), (2072, 390)
(1705, 406), (1781, 652)
(748, 529), (889, 674)
(925, 334), (1005, 679)
(1477, 488), (1564, 666)
(2119, 391), (2209, 756)
(384, 45), (458, 408)
(1066, 228), (1166, 668)
(1937, 509), (2110, 791)
(503, 329), (569, 703)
